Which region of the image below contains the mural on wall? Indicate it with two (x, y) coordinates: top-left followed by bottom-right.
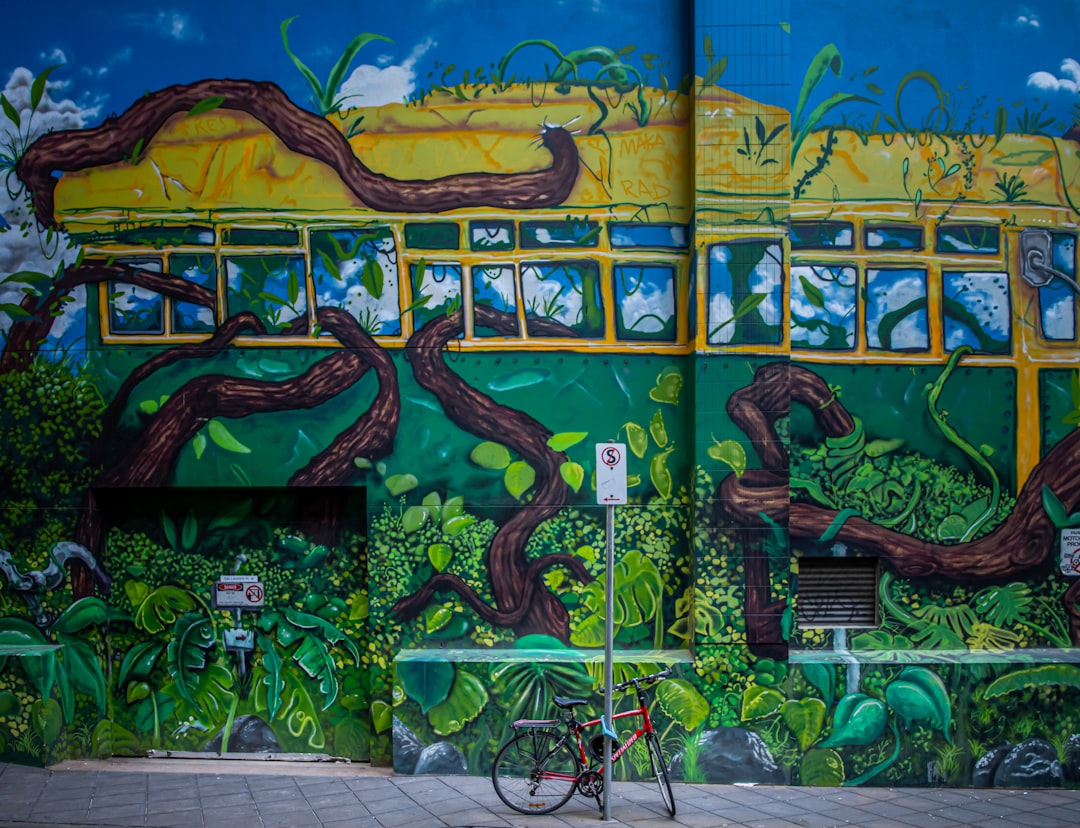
(1, 0), (1080, 790)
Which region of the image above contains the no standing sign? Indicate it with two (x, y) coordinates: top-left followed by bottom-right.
(596, 443), (627, 504)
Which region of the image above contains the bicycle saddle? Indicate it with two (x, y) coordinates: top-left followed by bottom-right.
(553, 696), (588, 708)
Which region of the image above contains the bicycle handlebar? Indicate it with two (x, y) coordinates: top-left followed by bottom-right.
(600, 667), (672, 694)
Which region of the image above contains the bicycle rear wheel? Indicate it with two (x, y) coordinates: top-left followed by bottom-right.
(492, 730), (580, 815)
(645, 733), (676, 816)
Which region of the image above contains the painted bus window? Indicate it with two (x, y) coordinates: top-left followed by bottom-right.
(935, 224), (1000, 254)
(865, 267), (929, 351)
(790, 265), (857, 349)
(943, 271), (1011, 354)
(520, 219), (601, 249)
(170, 254), (217, 334)
(109, 257), (163, 334)
(222, 227), (300, 246)
(225, 255), (307, 334)
(311, 228), (401, 336)
(790, 220), (854, 249)
(609, 223), (690, 249)
(707, 241), (783, 345)
(472, 265), (519, 338)
(521, 261), (604, 337)
(409, 262), (462, 331)
(404, 222), (460, 250)
(1039, 233), (1078, 341)
(614, 264), (676, 341)
(469, 221), (515, 251)
(865, 225), (924, 250)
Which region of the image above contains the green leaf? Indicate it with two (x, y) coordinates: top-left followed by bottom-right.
(443, 514), (476, 536)
(884, 666), (951, 742)
(504, 461), (536, 500)
(117, 641), (164, 686)
(489, 652), (592, 724)
(372, 699), (393, 734)
(624, 422), (649, 458)
(560, 461), (585, 493)
(470, 441), (511, 469)
(402, 505), (430, 533)
(30, 65), (61, 111)
(193, 433), (207, 460)
(427, 543), (452, 572)
(385, 474), (418, 496)
(707, 439), (746, 477)
(983, 664), (1080, 698)
(649, 410), (668, 448)
(49, 596), (107, 634)
(1043, 485), (1068, 529)
(423, 605), (453, 634)
(800, 663), (836, 710)
(207, 420), (251, 453)
(428, 670), (489, 735)
(655, 679), (709, 732)
(1, 93), (21, 128)
(547, 431), (587, 452)
(398, 659), (454, 713)
(187, 96), (225, 116)
(208, 499), (253, 531)
(782, 698), (827, 750)
(0, 691), (21, 717)
(818, 693), (887, 747)
(258, 632), (285, 721)
(0, 618), (51, 697)
(134, 585), (201, 634)
(799, 274), (826, 309)
(801, 748), (845, 785)
(650, 447), (675, 500)
(649, 371), (683, 404)
(361, 259), (384, 299)
(794, 43), (843, 131)
(741, 685), (785, 720)
(181, 507), (198, 551)
(165, 612), (216, 706)
(56, 634), (107, 714)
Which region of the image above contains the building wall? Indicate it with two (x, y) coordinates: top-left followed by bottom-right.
(1, 0), (1079, 788)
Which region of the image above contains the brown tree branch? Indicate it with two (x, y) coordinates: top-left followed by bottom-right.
(719, 361), (1080, 582)
(394, 305), (579, 640)
(16, 79), (579, 227)
(0, 261), (218, 373)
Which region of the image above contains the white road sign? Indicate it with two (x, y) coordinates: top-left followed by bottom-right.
(1061, 528), (1080, 576)
(596, 443), (627, 505)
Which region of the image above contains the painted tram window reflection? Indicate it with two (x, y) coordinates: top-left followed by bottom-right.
(943, 271), (1011, 354)
(866, 268), (929, 351)
(707, 241), (783, 345)
(225, 255), (307, 334)
(311, 227), (401, 336)
(790, 265), (857, 349)
(614, 264), (676, 341)
(109, 257), (163, 334)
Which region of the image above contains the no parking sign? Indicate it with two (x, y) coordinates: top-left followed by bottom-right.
(1062, 529), (1080, 576)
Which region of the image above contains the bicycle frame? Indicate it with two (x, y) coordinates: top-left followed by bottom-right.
(510, 685), (656, 775)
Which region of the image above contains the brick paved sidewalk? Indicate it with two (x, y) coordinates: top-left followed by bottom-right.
(2, 759), (1080, 827)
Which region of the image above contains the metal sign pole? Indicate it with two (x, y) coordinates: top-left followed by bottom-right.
(595, 442), (626, 823)
(603, 501), (614, 821)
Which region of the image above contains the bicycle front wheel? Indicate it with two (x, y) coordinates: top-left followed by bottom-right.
(645, 733), (676, 816)
(492, 730), (580, 815)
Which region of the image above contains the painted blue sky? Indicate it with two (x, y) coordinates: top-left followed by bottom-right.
(1, 1), (1078, 131)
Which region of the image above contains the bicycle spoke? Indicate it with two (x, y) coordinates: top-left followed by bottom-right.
(492, 730), (579, 815)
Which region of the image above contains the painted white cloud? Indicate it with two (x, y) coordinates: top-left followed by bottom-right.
(125, 10), (203, 42)
(82, 48), (133, 79)
(1, 69), (97, 345)
(1027, 58), (1080, 93)
(1013, 6), (1041, 28)
(337, 37), (436, 108)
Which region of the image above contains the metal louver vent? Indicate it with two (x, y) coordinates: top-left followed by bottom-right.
(797, 557), (879, 628)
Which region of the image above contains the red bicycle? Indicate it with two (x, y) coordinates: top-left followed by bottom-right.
(491, 668), (675, 816)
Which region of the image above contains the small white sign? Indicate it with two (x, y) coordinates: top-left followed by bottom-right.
(1061, 528), (1080, 577)
(215, 576), (265, 608)
(596, 443), (627, 505)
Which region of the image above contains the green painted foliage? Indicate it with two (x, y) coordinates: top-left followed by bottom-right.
(818, 693), (887, 747)
(398, 659), (455, 714)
